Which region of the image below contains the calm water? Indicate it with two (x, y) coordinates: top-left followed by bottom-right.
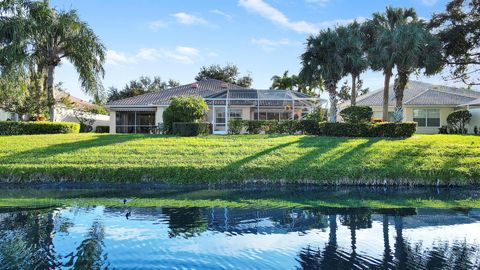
(1, 187), (480, 269)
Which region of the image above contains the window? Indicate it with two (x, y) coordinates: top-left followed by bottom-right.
(229, 109), (243, 120)
(413, 109), (440, 127)
(116, 111), (156, 133)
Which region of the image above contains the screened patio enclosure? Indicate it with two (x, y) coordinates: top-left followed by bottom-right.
(204, 89), (325, 134)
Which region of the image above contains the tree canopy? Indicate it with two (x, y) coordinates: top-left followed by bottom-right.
(107, 76), (180, 102)
(195, 64), (253, 88)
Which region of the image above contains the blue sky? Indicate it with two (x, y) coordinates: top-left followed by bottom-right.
(49, 0), (460, 101)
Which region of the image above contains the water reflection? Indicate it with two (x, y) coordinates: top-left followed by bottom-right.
(0, 206), (479, 269)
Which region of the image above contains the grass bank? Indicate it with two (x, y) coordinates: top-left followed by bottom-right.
(0, 134), (479, 185)
(0, 188), (479, 209)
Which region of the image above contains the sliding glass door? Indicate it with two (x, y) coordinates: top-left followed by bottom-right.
(116, 111), (156, 133)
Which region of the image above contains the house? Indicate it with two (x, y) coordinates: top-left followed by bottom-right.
(54, 90), (110, 131)
(339, 81), (480, 134)
(0, 90), (110, 131)
(106, 79), (324, 134)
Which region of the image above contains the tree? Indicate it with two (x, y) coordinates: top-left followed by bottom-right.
(447, 109), (472, 134)
(338, 79), (369, 103)
(107, 76), (180, 102)
(195, 64), (253, 88)
(301, 29), (343, 123)
(162, 96), (208, 134)
(337, 21), (368, 105)
(0, 0), (106, 122)
(271, 70), (296, 90)
(391, 22), (443, 122)
(430, 0), (480, 86)
(362, 7), (418, 121)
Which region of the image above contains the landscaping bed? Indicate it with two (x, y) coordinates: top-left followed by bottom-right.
(0, 133), (479, 185)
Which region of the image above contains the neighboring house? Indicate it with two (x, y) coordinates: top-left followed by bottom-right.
(106, 79), (324, 134)
(54, 90), (110, 130)
(339, 81), (480, 134)
(0, 108), (19, 121)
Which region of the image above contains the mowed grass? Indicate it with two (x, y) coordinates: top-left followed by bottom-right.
(0, 133), (480, 185)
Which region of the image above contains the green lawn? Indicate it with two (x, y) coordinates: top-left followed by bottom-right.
(0, 133), (480, 185)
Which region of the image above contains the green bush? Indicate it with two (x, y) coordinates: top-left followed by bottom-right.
(299, 120), (321, 135)
(163, 96), (208, 134)
(0, 121), (80, 135)
(304, 107), (326, 122)
(95, 126), (110, 133)
(339, 106), (373, 123)
(316, 122), (416, 137)
(228, 119), (244, 134)
(447, 110), (472, 134)
(172, 122), (210, 136)
(276, 120), (301, 135)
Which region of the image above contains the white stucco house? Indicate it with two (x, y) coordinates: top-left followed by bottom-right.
(339, 81), (480, 134)
(106, 79), (325, 134)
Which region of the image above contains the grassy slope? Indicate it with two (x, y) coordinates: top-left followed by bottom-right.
(0, 133), (479, 184)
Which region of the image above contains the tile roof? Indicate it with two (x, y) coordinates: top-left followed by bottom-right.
(54, 90), (98, 110)
(107, 79), (245, 106)
(348, 81), (480, 107)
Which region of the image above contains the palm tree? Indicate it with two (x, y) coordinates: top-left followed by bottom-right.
(391, 21), (443, 122)
(0, 1), (105, 121)
(270, 70), (295, 90)
(301, 29), (343, 123)
(337, 21), (368, 105)
(362, 7), (418, 121)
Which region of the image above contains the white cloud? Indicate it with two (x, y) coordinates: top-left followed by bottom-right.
(148, 20), (168, 31)
(420, 0), (438, 5)
(106, 50), (135, 65)
(171, 12), (208, 25)
(239, 0), (364, 34)
(251, 37), (295, 51)
(210, 9), (233, 21)
(136, 46), (201, 64)
(238, 0), (318, 34)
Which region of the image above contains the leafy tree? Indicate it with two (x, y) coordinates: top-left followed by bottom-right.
(107, 76), (180, 102)
(195, 64), (253, 87)
(362, 7), (418, 121)
(162, 96), (208, 134)
(271, 70), (297, 90)
(337, 21), (368, 105)
(430, 0), (480, 86)
(338, 79), (369, 103)
(391, 22), (443, 122)
(0, 0), (106, 122)
(301, 29), (343, 123)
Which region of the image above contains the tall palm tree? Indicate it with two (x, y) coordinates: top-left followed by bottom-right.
(301, 29), (343, 123)
(270, 70), (295, 90)
(0, 1), (105, 121)
(362, 7), (418, 121)
(391, 22), (443, 122)
(337, 21), (368, 106)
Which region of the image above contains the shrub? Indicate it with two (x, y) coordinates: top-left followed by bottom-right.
(95, 126), (110, 133)
(447, 110), (472, 134)
(79, 122), (93, 133)
(339, 106), (373, 123)
(299, 120), (321, 135)
(244, 120), (263, 134)
(316, 122), (416, 137)
(276, 120), (301, 135)
(163, 96), (208, 134)
(0, 121), (80, 135)
(475, 126), (478, 135)
(304, 107), (326, 122)
(439, 125), (448, 134)
(228, 119), (244, 134)
(172, 122), (210, 136)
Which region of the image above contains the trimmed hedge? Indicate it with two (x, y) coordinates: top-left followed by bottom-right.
(95, 126), (110, 133)
(226, 119), (416, 137)
(0, 121), (80, 135)
(172, 122), (210, 136)
(339, 106), (373, 123)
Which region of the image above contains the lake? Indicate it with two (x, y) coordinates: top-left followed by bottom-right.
(0, 186), (480, 269)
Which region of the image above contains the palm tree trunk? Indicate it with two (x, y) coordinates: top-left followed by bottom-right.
(327, 80), (338, 123)
(393, 72), (408, 123)
(382, 71), (391, 122)
(47, 65), (55, 122)
(351, 74), (357, 106)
